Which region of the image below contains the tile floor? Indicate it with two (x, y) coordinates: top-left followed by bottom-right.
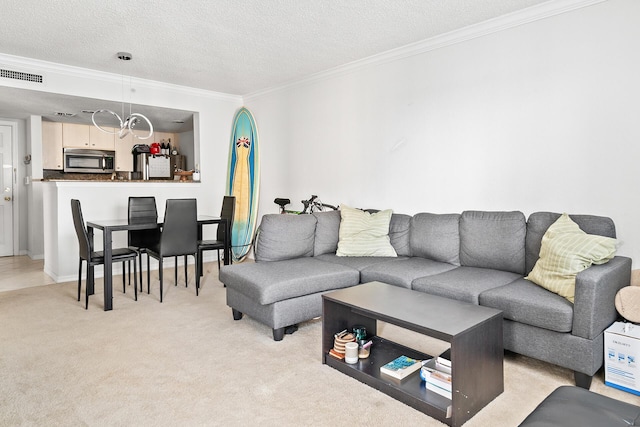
(0, 256), (55, 293)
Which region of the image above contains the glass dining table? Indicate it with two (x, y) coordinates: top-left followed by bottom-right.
(86, 215), (230, 311)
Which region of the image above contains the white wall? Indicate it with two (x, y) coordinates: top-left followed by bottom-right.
(26, 115), (44, 259)
(244, 0), (640, 268)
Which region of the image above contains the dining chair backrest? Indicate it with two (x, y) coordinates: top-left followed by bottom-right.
(128, 196), (160, 247)
(71, 199), (91, 261)
(161, 199), (198, 256)
(217, 196), (236, 241)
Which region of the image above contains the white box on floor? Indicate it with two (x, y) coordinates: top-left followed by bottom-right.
(604, 321), (640, 396)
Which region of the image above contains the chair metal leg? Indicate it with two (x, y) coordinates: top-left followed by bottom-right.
(133, 257), (138, 301)
(159, 258), (164, 303)
(139, 253), (143, 292)
(184, 255), (188, 287)
(85, 270), (90, 310)
(196, 254), (200, 296)
(174, 256), (178, 286)
(77, 258), (82, 302)
(86, 264), (95, 310)
(122, 261), (127, 293)
(147, 253), (151, 294)
(196, 258), (200, 296)
(217, 250), (221, 270)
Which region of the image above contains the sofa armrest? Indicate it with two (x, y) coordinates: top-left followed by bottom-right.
(572, 256), (632, 340)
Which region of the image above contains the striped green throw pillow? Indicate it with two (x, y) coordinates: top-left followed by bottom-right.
(526, 213), (617, 302)
(336, 205), (397, 257)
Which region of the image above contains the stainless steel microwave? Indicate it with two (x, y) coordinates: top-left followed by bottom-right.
(63, 148), (115, 173)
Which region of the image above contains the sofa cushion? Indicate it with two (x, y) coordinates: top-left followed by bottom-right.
(479, 278), (574, 333)
(361, 257), (457, 289)
(525, 212), (617, 274)
(219, 258), (360, 305)
(526, 213), (618, 303)
(336, 205), (397, 257)
(389, 214), (412, 257)
(315, 253), (407, 271)
(255, 214), (317, 262)
(410, 213), (460, 264)
(312, 210), (341, 256)
(412, 266), (522, 304)
(459, 211), (526, 275)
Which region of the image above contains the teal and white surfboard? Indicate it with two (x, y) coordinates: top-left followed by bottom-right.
(226, 107), (260, 262)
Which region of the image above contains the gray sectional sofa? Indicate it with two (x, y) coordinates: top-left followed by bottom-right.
(219, 210), (632, 388)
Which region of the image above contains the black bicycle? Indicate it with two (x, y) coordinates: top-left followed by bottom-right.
(274, 195), (338, 214)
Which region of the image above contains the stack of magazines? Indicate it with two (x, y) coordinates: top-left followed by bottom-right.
(420, 354), (452, 400)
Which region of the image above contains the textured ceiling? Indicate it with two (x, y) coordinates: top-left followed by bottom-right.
(1, 0), (551, 96)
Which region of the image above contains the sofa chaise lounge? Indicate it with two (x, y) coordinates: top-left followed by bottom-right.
(219, 210), (632, 388)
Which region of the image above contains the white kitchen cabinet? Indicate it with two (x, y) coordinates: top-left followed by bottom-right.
(114, 133), (136, 172)
(62, 123), (115, 150)
(62, 123), (90, 148)
(42, 121), (63, 170)
(89, 126), (115, 150)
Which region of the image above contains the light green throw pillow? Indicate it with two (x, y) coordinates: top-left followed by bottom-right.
(526, 213), (617, 302)
(336, 205), (397, 257)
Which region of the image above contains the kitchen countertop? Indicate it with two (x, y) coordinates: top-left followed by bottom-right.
(41, 170), (196, 182)
(40, 178), (194, 183)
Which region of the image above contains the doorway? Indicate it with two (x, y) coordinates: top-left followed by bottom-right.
(0, 124), (14, 256)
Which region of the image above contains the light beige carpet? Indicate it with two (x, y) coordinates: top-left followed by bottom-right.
(1, 268), (638, 426)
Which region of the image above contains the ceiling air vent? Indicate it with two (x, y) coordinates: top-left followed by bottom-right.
(0, 68), (44, 83)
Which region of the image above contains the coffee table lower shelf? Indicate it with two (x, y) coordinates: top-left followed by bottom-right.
(324, 336), (452, 423)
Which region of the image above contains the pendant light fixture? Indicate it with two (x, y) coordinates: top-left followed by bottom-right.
(92, 52), (154, 140)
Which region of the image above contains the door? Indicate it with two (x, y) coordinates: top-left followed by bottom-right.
(0, 125), (13, 256)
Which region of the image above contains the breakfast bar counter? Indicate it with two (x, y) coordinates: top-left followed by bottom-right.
(41, 180), (221, 286)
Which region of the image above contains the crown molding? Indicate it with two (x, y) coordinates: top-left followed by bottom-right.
(0, 52), (242, 102)
(243, 0), (607, 100)
(0, 0), (607, 103)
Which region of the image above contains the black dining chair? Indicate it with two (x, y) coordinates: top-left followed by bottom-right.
(71, 199), (139, 309)
(196, 195), (235, 295)
(146, 198), (198, 302)
(128, 196), (161, 292)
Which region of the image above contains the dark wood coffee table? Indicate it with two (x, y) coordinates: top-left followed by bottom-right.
(322, 281), (503, 427)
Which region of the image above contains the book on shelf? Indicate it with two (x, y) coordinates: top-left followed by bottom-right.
(425, 379), (452, 400)
(421, 358), (453, 400)
(437, 348), (451, 369)
(379, 355), (422, 379)
(425, 370), (451, 389)
(421, 359), (452, 385)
